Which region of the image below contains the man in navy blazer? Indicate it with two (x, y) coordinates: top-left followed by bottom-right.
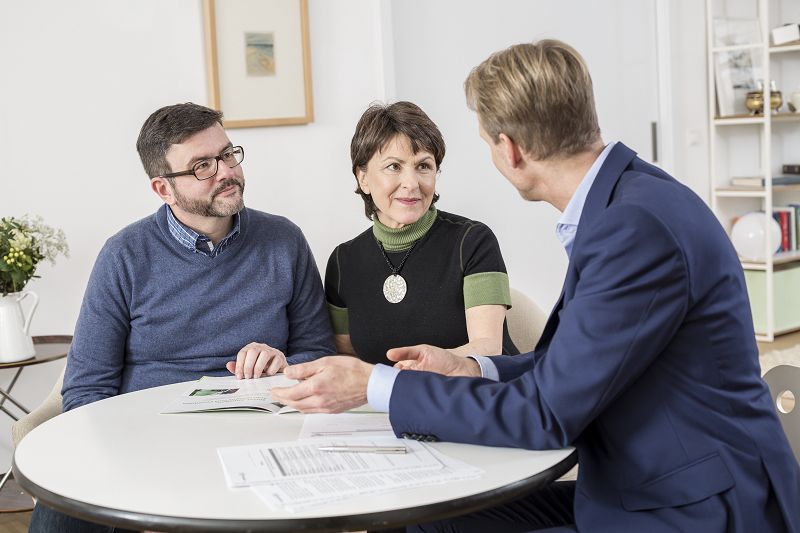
(273, 39), (800, 532)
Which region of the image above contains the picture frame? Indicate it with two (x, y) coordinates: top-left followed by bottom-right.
(203, 0), (313, 128)
(712, 18), (762, 48)
(714, 48), (761, 117)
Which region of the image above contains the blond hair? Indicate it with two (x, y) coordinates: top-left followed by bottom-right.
(464, 39), (600, 160)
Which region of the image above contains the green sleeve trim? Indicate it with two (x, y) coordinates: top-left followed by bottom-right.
(463, 272), (512, 309)
(327, 302), (349, 335)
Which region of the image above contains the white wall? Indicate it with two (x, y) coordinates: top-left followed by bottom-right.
(664, 0), (711, 201)
(389, 0), (663, 311)
(0, 0), (386, 466)
(0, 0), (710, 466)
(386, 0), (710, 313)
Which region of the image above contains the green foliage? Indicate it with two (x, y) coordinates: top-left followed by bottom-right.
(0, 216), (69, 295)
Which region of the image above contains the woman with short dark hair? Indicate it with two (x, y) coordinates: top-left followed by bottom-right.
(325, 101), (518, 364)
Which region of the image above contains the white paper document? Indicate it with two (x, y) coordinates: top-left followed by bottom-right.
(250, 444), (484, 512)
(161, 375), (298, 414)
(217, 437), (442, 487)
(298, 413), (395, 439)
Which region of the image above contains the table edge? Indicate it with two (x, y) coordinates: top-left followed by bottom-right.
(13, 449), (577, 532)
(0, 335), (72, 368)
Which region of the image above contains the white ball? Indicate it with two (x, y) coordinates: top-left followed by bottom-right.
(730, 212), (782, 261)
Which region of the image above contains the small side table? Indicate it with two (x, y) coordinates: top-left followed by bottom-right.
(0, 335), (70, 513)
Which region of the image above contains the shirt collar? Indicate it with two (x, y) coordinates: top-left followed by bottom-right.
(165, 206), (241, 257)
(554, 142), (616, 257)
(557, 142), (616, 229)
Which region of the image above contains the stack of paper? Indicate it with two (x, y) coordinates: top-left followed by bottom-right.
(216, 414), (483, 512)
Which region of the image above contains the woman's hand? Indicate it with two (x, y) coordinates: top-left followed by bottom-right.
(226, 342), (287, 378)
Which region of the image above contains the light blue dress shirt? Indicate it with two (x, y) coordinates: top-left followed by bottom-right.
(366, 143), (616, 412)
(554, 142), (615, 257)
(166, 206), (241, 257)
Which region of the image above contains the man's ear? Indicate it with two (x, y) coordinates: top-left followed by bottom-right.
(356, 169), (370, 195)
(150, 177), (176, 205)
(498, 133), (523, 169)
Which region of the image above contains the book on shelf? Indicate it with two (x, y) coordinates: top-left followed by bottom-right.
(783, 164), (800, 175)
(730, 176), (800, 187)
(789, 204), (800, 253)
(773, 207), (800, 252)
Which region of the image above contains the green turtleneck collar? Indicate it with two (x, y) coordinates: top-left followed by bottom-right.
(372, 207), (438, 251)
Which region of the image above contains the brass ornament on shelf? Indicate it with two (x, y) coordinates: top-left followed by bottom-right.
(770, 90), (783, 112)
(745, 89), (783, 115)
(745, 91), (764, 115)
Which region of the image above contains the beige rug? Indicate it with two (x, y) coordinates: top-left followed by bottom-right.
(760, 344), (800, 376)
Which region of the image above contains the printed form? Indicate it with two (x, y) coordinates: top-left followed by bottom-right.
(216, 412), (484, 512)
(218, 437), (442, 487)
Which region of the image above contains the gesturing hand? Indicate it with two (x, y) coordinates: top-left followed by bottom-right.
(387, 344), (481, 377)
(226, 342), (287, 379)
(271, 356), (373, 413)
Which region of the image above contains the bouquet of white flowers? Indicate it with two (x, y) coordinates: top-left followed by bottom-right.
(0, 215), (69, 295)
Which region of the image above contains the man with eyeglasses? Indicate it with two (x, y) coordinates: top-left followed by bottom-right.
(29, 102), (335, 533)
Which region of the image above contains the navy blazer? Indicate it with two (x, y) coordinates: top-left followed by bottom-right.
(389, 143), (800, 532)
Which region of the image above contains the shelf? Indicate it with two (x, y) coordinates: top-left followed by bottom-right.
(707, 0), (800, 340)
(770, 41), (800, 54)
(715, 187), (767, 197)
(712, 43), (764, 53)
(772, 113), (800, 123)
(715, 184), (800, 196)
(713, 115), (765, 125)
(741, 250), (800, 270)
(713, 113), (800, 125)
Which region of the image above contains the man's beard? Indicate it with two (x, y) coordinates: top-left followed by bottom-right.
(171, 178), (245, 217)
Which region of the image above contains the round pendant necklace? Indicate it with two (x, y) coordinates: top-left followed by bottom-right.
(377, 240), (418, 303)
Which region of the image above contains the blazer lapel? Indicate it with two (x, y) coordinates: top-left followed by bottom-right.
(571, 143), (638, 254)
(535, 143), (638, 351)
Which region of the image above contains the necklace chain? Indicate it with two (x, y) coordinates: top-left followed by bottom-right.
(377, 240), (418, 275)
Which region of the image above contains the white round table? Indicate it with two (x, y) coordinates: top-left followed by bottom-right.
(13, 381), (576, 532)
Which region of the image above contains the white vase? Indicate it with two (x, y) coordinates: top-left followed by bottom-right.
(0, 291), (38, 363)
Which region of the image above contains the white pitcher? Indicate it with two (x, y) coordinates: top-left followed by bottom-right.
(0, 291), (38, 363)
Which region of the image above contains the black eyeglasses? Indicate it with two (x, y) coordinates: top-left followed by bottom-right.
(154, 146), (245, 181)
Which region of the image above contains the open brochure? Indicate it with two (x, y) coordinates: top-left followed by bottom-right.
(161, 375), (299, 414)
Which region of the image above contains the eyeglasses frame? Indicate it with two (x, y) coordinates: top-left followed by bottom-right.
(152, 145), (245, 181)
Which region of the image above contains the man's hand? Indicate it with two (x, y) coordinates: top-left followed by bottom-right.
(226, 342), (287, 379)
(388, 344), (482, 377)
(271, 356), (373, 413)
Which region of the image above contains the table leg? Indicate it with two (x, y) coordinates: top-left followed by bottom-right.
(0, 467), (10, 493)
(0, 465), (34, 513)
(0, 369), (30, 417)
(0, 369), (23, 411)
(0, 368), (28, 505)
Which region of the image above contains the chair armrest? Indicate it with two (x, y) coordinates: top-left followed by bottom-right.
(12, 369), (64, 448)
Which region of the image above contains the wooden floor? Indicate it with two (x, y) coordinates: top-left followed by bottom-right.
(0, 478), (33, 533)
(1, 331), (796, 532)
(0, 510), (31, 533)
(758, 329), (800, 355)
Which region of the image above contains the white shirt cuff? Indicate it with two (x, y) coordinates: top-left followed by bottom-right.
(468, 355), (500, 381)
(367, 364), (400, 412)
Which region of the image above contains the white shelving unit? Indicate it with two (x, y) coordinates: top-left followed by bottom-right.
(706, 0), (800, 341)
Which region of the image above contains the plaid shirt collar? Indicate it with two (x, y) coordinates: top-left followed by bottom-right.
(165, 206), (241, 258)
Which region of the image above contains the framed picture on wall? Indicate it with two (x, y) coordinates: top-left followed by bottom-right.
(203, 0), (313, 128)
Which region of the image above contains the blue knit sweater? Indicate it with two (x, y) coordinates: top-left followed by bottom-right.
(62, 205), (334, 411)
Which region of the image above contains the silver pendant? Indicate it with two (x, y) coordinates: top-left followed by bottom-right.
(383, 274), (407, 303)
